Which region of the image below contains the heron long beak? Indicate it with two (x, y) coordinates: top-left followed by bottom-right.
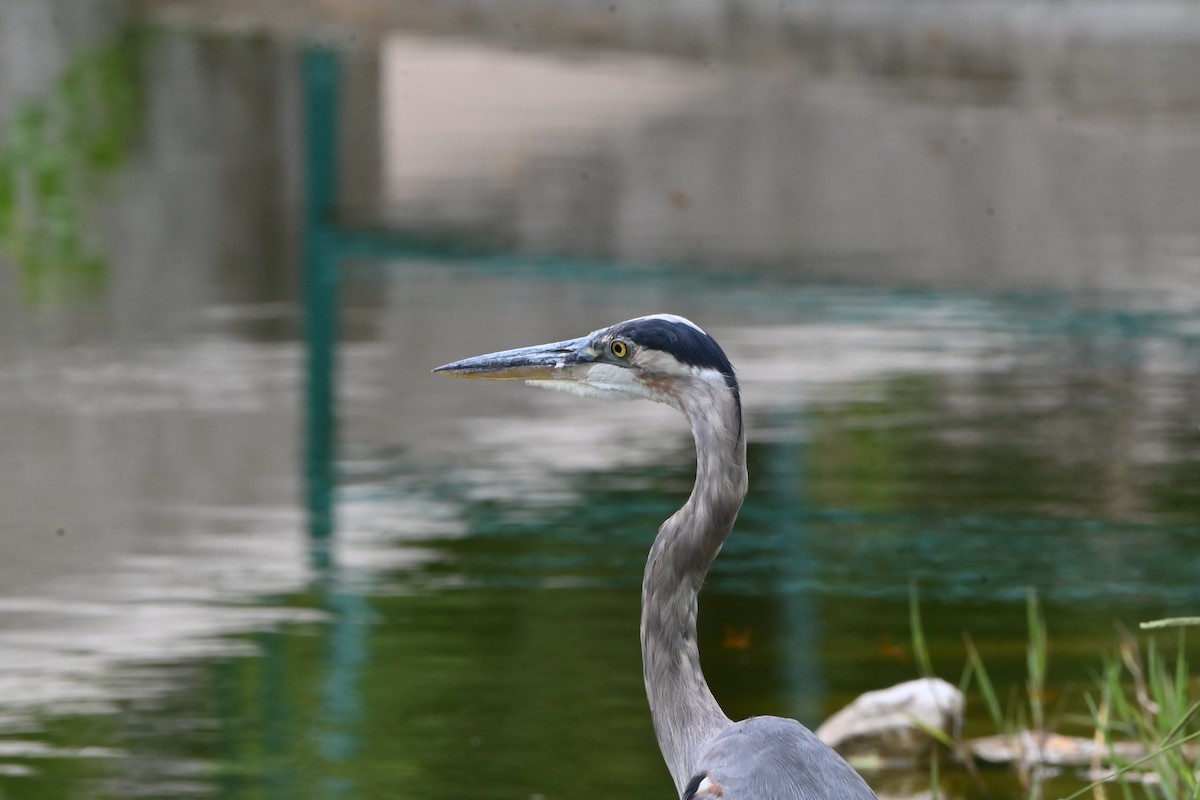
(432, 335), (594, 381)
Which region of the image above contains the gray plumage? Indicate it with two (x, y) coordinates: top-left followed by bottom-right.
(688, 717), (877, 799)
(434, 314), (877, 800)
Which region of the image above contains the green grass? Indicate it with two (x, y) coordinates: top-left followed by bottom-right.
(908, 590), (1199, 799)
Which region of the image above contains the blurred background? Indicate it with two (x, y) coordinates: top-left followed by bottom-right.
(1, 0), (1199, 797)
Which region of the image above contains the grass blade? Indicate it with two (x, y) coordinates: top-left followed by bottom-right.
(1057, 729), (1200, 800)
(910, 581), (934, 679)
(965, 633), (1005, 731)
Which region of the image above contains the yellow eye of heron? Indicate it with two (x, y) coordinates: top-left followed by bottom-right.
(610, 340), (629, 359)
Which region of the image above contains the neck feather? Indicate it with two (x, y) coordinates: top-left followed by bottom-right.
(640, 379), (747, 793)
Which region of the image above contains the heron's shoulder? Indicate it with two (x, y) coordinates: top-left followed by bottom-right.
(685, 716), (877, 800)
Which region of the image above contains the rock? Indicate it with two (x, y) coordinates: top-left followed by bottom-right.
(816, 678), (964, 765)
(969, 731), (1145, 768)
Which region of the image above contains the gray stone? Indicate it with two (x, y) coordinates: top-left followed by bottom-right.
(816, 678), (964, 763)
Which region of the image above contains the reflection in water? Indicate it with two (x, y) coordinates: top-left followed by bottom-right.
(376, 34), (1200, 291)
(2, 271), (1199, 798)
(0, 24), (146, 305)
(2, 12), (1200, 799)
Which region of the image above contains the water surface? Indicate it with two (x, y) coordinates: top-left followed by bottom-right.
(2, 15), (1199, 799)
(3, 265), (1198, 799)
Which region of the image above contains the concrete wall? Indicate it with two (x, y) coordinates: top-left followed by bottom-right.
(139, 0), (1200, 113)
(0, 0), (129, 112)
(130, 1), (1200, 291)
(11, 0), (1187, 294)
(0, 5), (305, 345)
(378, 35), (1200, 291)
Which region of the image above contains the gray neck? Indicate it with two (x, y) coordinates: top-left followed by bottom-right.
(640, 381), (748, 793)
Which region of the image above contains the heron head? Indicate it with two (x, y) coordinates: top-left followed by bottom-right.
(432, 314), (740, 413)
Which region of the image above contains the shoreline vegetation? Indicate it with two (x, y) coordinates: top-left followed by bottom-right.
(906, 590), (1199, 799)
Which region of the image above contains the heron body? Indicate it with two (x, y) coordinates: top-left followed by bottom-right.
(435, 314), (876, 800)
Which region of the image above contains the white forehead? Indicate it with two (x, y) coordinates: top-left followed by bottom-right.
(612, 314), (707, 335)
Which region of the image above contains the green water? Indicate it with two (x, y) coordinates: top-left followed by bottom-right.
(1, 276), (1199, 799)
(3, 14), (1199, 798)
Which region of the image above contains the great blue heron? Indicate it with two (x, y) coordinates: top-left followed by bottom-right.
(434, 314), (877, 800)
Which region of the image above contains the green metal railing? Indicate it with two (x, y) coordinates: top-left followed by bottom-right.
(302, 48), (340, 550)
(302, 47), (503, 551)
(303, 48), (443, 552)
